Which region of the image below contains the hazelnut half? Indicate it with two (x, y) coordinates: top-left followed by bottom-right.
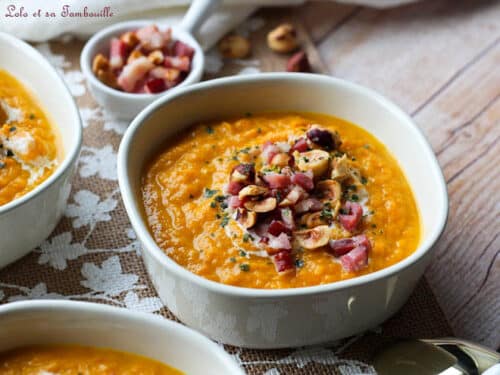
(218, 35), (251, 59)
(267, 23), (299, 53)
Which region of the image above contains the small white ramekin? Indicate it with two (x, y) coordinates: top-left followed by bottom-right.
(118, 73), (448, 349)
(80, 20), (204, 120)
(0, 32), (82, 268)
(0, 300), (244, 374)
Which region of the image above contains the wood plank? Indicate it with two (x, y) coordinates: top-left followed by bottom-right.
(415, 43), (500, 348)
(317, 0), (500, 114)
(292, 1), (359, 43)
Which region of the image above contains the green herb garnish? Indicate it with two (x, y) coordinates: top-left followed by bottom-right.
(203, 188), (218, 198)
(239, 263), (250, 272)
(295, 259), (305, 268)
(206, 126), (214, 134)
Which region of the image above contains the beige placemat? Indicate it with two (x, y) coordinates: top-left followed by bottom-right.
(0, 34), (452, 374)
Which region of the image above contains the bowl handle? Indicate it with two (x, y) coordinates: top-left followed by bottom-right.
(181, 0), (222, 36)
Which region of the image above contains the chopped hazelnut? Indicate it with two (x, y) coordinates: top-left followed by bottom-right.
(267, 23), (299, 53)
(218, 35), (251, 59)
(92, 53), (109, 74)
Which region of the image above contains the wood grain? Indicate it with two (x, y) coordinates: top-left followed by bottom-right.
(268, 0), (500, 348)
(316, 0), (500, 114)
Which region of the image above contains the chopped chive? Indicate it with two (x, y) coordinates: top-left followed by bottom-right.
(295, 259), (305, 268)
(230, 257), (236, 263)
(350, 194), (359, 202)
(239, 249), (247, 257)
(0, 162), (5, 169)
(361, 176), (368, 185)
(6, 150), (13, 157)
(29, 113), (35, 120)
(210, 201), (217, 208)
(203, 188), (218, 198)
(206, 126), (214, 134)
(239, 263), (250, 272)
(9, 126), (16, 132)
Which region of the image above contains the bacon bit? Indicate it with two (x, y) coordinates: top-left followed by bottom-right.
(144, 78), (166, 93)
(262, 141), (281, 163)
(231, 163), (255, 184)
(291, 137), (309, 153)
(339, 201), (363, 232)
(279, 185), (306, 206)
(328, 234), (371, 257)
(173, 40), (195, 58)
(262, 173), (291, 189)
(267, 232), (292, 250)
(117, 56), (154, 92)
(109, 38), (128, 69)
(273, 250), (294, 273)
(291, 172), (314, 191)
(268, 220), (291, 236)
(228, 195), (244, 209)
(294, 198), (323, 214)
(340, 245), (368, 272)
(136, 25), (169, 51)
(164, 56), (191, 72)
(227, 181), (246, 195)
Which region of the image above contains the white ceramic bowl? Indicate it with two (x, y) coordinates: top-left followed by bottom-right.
(0, 300), (244, 374)
(80, 20), (204, 120)
(118, 73), (448, 349)
(0, 32), (82, 268)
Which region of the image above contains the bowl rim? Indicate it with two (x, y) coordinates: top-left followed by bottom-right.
(0, 32), (83, 215)
(80, 19), (205, 101)
(0, 299), (244, 374)
(118, 73), (449, 298)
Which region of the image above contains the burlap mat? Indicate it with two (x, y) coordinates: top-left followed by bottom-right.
(0, 36), (452, 374)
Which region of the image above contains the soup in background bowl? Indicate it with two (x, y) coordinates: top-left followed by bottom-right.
(0, 300), (244, 375)
(118, 73), (448, 348)
(0, 70), (60, 206)
(0, 32), (82, 268)
(0, 345), (183, 375)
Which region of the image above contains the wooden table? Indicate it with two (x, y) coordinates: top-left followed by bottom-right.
(215, 0), (499, 349)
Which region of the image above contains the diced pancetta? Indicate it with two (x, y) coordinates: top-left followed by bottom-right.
(273, 250), (294, 273)
(338, 201), (363, 232)
(263, 173), (291, 189)
(294, 198), (323, 214)
(291, 172), (314, 191)
(340, 245), (368, 272)
(117, 57), (154, 92)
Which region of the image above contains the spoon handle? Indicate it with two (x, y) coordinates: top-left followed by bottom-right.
(181, 0), (222, 35)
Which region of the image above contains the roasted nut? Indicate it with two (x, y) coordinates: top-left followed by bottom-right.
(238, 184), (268, 200)
(331, 155), (361, 181)
(92, 53), (109, 74)
(307, 125), (341, 150)
(271, 153), (291, 167)
(231, 163), (256, 183)
(96, 69), (118, 89)
(218, 35), (251, 59)
(267, 23), (298, 53)
(294, 149), (330, 177)
(294, 225), (330, 249)
(244, 197), (277, 213)
(299, 212), (325, 228)
(316, 180), (342, 201)
(235, 208), (257, 229)
(120, 31), (140, 49)
(286, 51), (311, 73)
(147, 50), (164, 65)
(127, 49), (144, 64)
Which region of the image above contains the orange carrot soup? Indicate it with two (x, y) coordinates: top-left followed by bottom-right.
(0, 69), (59, 207)
(142, 112), (420, 289)
(0, 345), (184, 375)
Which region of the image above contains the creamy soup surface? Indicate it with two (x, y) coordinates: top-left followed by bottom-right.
(142, 112), (420, 289)
(0, 345), (184, 375)
(0, 70), (60, 206)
